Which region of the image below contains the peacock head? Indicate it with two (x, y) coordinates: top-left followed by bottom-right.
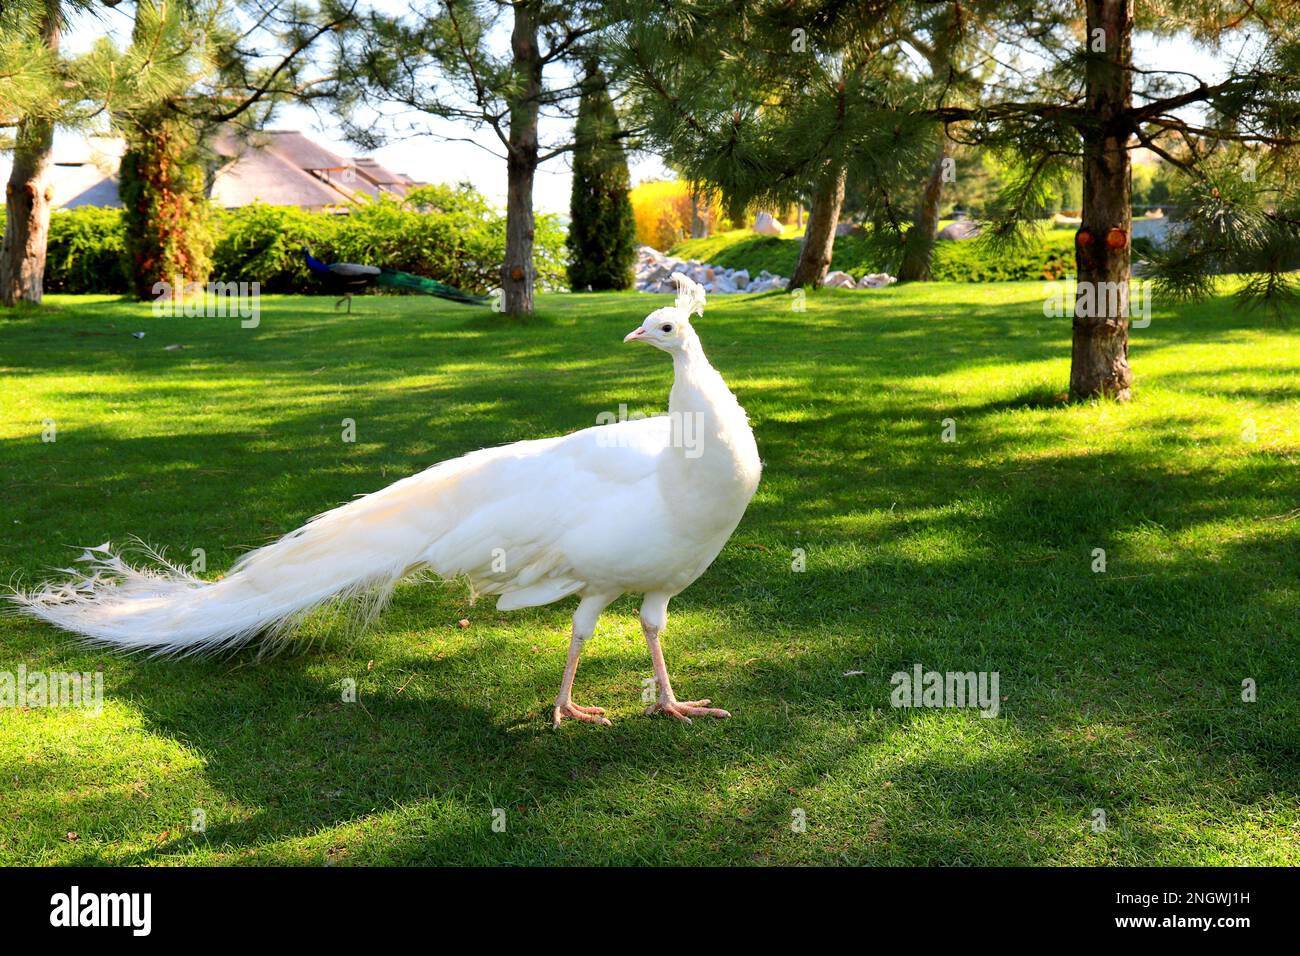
(624, 272), (705, 353)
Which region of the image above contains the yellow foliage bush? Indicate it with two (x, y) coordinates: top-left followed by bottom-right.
(630, 180), (729, 250)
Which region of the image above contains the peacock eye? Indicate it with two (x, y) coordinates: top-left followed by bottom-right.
(661, 324), (673, 333)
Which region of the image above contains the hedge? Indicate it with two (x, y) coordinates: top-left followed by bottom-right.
(43, 206), (131, 294)
(4, 183), (567, 296)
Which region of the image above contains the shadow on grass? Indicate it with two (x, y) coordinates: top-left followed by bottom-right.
(3, 290), (1297, 864)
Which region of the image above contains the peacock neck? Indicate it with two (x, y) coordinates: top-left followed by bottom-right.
(663, 334), (761, 523)
(669, 336), (728, 422)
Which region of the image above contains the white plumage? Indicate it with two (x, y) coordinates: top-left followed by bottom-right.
(9, 274), (761, 726)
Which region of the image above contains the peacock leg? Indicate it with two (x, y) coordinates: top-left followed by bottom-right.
(640, 593), (730, 723)
(552, 593), (618, 728)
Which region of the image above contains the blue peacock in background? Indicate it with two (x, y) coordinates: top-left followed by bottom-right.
(302, 247), (489, 311)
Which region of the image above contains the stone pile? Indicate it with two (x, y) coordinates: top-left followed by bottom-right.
(634, 246), (896, 294)
(635, 246), (789, 294)
(822, 270), (897, 290)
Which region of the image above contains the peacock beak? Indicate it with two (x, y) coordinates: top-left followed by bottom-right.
(623, 327), (648, 343)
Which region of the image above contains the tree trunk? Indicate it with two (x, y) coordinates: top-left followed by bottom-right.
(897, 138), (948, 282)
(1071, 0), (1134, 401)
(502, 1), (542, 317)
(789, 160), (846, 289)
(689, 184), (706, 238)
(1, 2), (59, 308)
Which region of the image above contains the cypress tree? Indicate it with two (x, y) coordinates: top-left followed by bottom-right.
(118, 107), (213, 299)
(116, 1), (213, 299)
(566, 61), (636, 292)
(116, 0), (352, 301)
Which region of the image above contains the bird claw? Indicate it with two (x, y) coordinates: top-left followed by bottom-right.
(644, 698), (731, 724)
(552, 700), (612, 729)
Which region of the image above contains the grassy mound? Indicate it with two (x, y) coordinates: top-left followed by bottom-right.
(669, 226), (1080, 282)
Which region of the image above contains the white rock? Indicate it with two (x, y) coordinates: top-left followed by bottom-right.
(822, 270), (856, 289)
(631, 244), (784, 294)
(859, 273), (897, 288)
(937, 220), (981, 240)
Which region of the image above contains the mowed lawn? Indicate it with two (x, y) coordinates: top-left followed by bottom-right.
(0, 283), (1297, 866)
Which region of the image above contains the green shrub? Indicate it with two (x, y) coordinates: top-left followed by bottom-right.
(210, 204), (337, 293)
(43, 207), (130, 294)
(930, 230), (1077, 282)
(1131, 236), (1156, 259)
(4, 182), (567, 298)
(331, 185), (502, 294)
(210, 186), (568, 295)
(119, 115), (213, 298)
(682, 232), (805, 276)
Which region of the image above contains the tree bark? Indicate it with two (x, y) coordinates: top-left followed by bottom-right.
(502, 1), (542, 317)
(789, 160), (846, 289)
(1, 2), (59, 308)
(1071, 0), (1134, 401)
(689, 183), (706, 238)
(897, 138), (948, 282)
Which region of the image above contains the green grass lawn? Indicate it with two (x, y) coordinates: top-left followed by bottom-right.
(1, 283), (1297, 866)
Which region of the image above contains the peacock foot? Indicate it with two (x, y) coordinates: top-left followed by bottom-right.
(552, 700), (612, 729)
(644, 698), (731, 724)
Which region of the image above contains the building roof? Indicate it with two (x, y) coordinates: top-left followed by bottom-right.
(250, 130), (351, 172)
(49, 129), (416, 212)
(210, 130), (354, 209)
(58, 173), (123, 209)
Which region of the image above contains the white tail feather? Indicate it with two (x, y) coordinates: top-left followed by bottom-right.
(5, 463), (469, 657)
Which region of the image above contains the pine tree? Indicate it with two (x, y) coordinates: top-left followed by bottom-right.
(1, 0), (347, 305)
(895, 3), (972, 283)
(566, 62), (636, 291)
(930, 0), (1300, 399)
(615, 0), (938, 290)
(330, 0), (607, 316)
(621, 0), (1300, 401)
(117, 0), (350, 299)
(2, 0), (178, 305)
(1, 0), (65, 305)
